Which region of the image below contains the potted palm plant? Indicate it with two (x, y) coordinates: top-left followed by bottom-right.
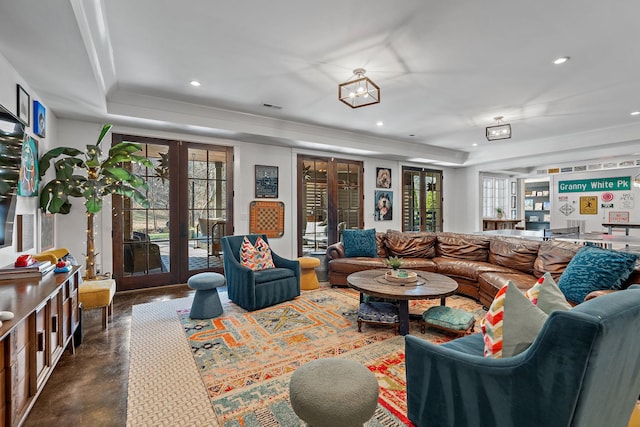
(38, 124), (153, 280)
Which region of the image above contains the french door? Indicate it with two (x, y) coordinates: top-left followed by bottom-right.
(112, 134), (233, 290)
(297, 155), (363, 256)
(402, 167), (443, 232)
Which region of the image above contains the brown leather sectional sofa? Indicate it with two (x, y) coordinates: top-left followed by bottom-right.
(326, 230), (640, 308)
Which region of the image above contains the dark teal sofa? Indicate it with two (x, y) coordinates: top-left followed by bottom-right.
(405, 286), (640, 427)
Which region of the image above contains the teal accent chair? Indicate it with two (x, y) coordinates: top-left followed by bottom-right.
(405, 286), (640, 427)
(221, 234), (300, 311)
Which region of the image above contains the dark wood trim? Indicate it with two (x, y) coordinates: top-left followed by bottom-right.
(111, 134), (234, 290)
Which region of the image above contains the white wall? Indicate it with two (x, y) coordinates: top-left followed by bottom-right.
(0, 51), (58, 267)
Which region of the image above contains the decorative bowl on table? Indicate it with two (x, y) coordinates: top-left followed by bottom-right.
(385, 269), (418, 284)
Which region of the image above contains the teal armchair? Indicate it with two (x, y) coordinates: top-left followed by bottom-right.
(221, 234), (300, 311)
(405, 286), (640, 427)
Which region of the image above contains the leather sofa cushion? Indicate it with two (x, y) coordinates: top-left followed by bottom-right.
(436, 233), (491, 262)
(533, 240), (582, 280)
(433, 258), (515, 281)
(478, 271), (538, 295)
(385, 230), (437, 258)
(489, 237), (540, 274)
(329, 257), (436, 274)
(376, 232), (388, 258)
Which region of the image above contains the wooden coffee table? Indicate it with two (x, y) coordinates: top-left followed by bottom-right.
(347, 269), (459, 336)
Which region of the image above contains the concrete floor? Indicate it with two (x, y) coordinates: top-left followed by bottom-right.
(23, 284), (195, 427)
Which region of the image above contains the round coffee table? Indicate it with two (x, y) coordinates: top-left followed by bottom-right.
(347, 269), (458, 335)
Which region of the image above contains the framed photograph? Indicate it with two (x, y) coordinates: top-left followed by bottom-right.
(376, 167), (391, 188)
(374, 190), (393, 221)
(17, 84), (30, 126)
(511, 181), (516, 195)
(40, 212), (55, 251)
(33, 100), (46, 137)
(511, 195), (517, 209)
(524, 198), (534, 210)
(18, 135), (39, 196)
(16, 214), (35, 252)
(255, 165), (278, 198)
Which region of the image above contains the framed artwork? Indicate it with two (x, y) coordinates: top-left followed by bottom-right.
(40, 213), (55, 251)
(511, 195), (517, 209)
(376, 167), (391, 188)
(255, 165), (278, 198)
(249, 201), (284, 237)
(18, 135), (39, 196)
(17, 84), (30, 126)
(511, 181), (516, 195)
(33, 100), (46, 137)
(16, 214), (35, 252)
(374, 190), (393, 221)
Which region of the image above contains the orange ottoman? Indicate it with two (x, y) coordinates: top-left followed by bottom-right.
(298, 257), (321, 290)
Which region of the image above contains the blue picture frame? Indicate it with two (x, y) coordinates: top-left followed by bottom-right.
(33, 100), (46, 138)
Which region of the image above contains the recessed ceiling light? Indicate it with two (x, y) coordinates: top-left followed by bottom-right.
(631, 111), (640, 116)
(472, 143), (478, 147)
(376, 121), (384, 126)
(553, 56), (570, 65)
(190, 80), (201, 87)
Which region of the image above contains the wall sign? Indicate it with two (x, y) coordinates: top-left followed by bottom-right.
(558, 177), (631, 193)
(579, 196), (598, 214)
(608, 211), (630, 223)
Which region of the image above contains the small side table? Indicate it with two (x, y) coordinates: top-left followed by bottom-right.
(298, 257), (321, 290)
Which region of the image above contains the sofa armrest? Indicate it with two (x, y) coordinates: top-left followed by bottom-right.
(326, 242), (345, 261)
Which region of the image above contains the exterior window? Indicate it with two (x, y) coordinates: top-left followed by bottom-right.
(402, 167), (443, 232)
(482, 175), (508, 217)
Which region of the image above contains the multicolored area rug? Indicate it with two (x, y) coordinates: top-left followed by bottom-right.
(179, 286), (486, 426)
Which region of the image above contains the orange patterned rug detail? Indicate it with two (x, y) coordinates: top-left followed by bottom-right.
(179, 285), (486, 426)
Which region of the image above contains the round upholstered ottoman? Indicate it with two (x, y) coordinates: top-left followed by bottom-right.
(298, 256), (321, 290)
(289, 358), (379, 426)
(187, 272), (226, 319)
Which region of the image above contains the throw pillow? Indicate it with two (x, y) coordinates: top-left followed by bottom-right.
(557, 245), (638, 304)
(343, 229), (377, 258)
(525, 272), (572, 314)
(240, 236), (275, 270)
(482, 281), (548, 358)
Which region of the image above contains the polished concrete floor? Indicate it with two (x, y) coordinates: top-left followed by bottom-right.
(22, 283), (640, 427)
(23, 284), (195, 427)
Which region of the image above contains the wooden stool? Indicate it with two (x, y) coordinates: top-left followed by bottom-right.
(78, 279), (116, 329)
(298, 257), (321, 290)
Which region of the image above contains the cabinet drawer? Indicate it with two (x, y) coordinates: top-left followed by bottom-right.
(0, 368), (5, 413)
(9, 320), (28, 363)
(35, 307), (47, 381)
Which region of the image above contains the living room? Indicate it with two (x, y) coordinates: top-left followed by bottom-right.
(1, 1), (640, 426)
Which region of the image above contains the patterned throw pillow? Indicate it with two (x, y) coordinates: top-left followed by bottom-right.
(525, 272), (572, 314)
(482, 282), (548, 358)
(343, 229), (377, 258)
(239, 236), (275, 270)
(558, 245), (638, 304)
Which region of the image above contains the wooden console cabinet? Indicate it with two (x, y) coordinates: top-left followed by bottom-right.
(0, 266), (80, 427)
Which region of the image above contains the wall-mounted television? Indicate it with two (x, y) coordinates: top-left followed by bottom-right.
(0, 103), (24, 249)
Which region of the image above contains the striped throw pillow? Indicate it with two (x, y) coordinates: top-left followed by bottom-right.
(240, 236), (275, 270)
(482, 282), (548, 358)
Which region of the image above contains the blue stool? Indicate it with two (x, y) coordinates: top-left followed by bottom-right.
(187, 272), (226, 319)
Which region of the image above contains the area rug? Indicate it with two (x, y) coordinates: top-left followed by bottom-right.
(179, 286), (486, 426)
